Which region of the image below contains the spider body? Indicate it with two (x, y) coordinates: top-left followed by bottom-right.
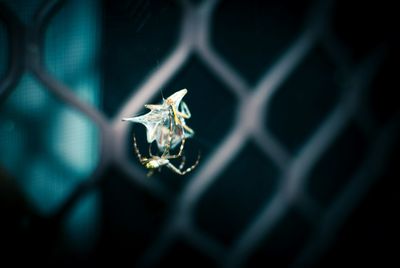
(144, 158), (169, 169)
(133, 134), (200, 177)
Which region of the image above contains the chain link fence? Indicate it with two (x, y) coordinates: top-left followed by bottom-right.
(0, 0), (398, 267)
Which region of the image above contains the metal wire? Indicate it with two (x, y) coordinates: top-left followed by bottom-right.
(0, 0), (397, 267)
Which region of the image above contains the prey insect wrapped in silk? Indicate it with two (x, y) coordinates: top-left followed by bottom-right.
(123, 89), (194, 151)
(122, 89), (200, 176)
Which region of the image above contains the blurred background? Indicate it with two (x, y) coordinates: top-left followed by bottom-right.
(0, 0), (398, 267)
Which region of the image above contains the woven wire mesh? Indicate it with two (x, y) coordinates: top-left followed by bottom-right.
(0, 0), (398, 267)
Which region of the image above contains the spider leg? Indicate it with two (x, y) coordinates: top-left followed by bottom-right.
(180, 102), (191, 118)
(165, 138), (185, 159)
(171, 105), (182, 127)
(182, 124), (194, 135)
(133, 134), (144, 162)
(148, 142), (154, 157)
(147, 169), (154, 177)
(176, 110), (190, 119)
(166, 152), (200, 175)
(180, 152), (200, 175)
(162, 112), (174, 157)
(179, 155), (186, 170)
(166, 162), (184, 175)
(173, 109), (194, 134)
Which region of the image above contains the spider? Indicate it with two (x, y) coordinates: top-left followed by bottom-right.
(132, 114), (200, 176)
(133, 134), (200, 177)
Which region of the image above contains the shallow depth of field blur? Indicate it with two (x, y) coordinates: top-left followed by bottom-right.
(0, 0), (398, 267)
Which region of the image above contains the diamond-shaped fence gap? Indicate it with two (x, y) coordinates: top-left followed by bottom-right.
(98, 166), (168, 265)
(102, 0), (182, 117)
(307, 121), (368, 208)
(2, 0), (42, 25)
(331, 0), (395, 63)
(368, 49), (400, 128)
(244, 207), (311, 268)
(163, 55), (237, 152)
(44, 0), (101, 108)
(296, 125), (400, 268)
(194, 141), (279, 246)
(0, 20), (8, 82)
(266, 45), (341, 154)
(155, 238), (218, 268)
(211, 0), (312, 85)
(0, 167), (34, 260)
(0, 73), (100, 216)
(62, 188), (101, 254)
(293, 192), (323, 225)
(320, 28), (356, 72)
(123, 56), (237, 192)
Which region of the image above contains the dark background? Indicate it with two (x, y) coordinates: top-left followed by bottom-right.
(0, 0), (398, 267)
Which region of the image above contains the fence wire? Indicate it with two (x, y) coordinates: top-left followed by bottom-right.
(0, 0), (398, 267)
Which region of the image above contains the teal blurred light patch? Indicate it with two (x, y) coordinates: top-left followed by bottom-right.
(45, 0), (101, 100)
(64, 189), (101, 252)
(0, 73), (99, 214)
(0, 0), (101, 251)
